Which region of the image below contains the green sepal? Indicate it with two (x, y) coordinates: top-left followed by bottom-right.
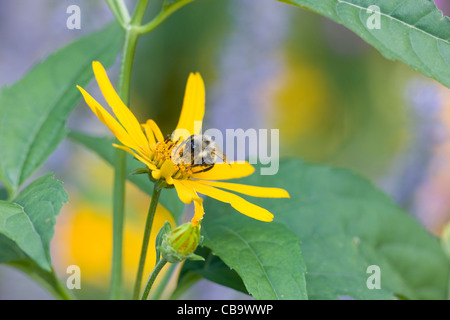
(155, 221), (173, 264)
(129, 167), (150, 176)
(185, 253), (205, 262)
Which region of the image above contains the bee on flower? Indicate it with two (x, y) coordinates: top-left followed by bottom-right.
(77, 61), (289, 227)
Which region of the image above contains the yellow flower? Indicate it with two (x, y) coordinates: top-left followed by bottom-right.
(77, 61), (289, 226)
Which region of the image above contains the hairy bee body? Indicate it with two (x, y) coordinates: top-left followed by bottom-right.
(172, 135), (227, 173)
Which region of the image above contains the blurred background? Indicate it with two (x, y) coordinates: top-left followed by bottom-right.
(0, 0), (449, 299)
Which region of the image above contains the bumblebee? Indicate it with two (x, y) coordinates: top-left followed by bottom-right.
(171, 135), (228, 173)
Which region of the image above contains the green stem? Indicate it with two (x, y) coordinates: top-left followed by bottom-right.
(109, 27), (140, 300)
(141, 258), (168, 300)
(50, 270), (75, 300)
(135, 0), (194, 34)
(149, 262), (177, 300)
(117, 29), (140, 102)
(106, 0), (130, 27)
(115, 0), (131, 23)
(109, 150), (126, 300)
(131, 0), (150, 25)
(132, 185), (162, 300)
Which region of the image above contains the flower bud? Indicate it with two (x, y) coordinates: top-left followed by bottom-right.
(160, 222), (204, 263)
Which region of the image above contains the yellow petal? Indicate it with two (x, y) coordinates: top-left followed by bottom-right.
(191, 162), (255, 180)
(141, 121), (157, 150)
(191, 198), (205, 226)
(160, 160), (178, 185)
(173, 180), (204, 225)
(146, 119), (165, 143)
(77, 85), (136, 148)
(112, 144), (157, 171)
(92, 61), (150, 153)
(189, 181), (274, 222)
(173, 73), (205, 141)
(173, 179), (197, 204)
(194, 180), (290, 198)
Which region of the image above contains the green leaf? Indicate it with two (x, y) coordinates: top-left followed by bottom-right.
(203, 159), (449, 300)
(202, 214), (308, 300)
(0, 23), (123, 197)
(280, 0), (450, 88)
(0, 234), (27, 263)
(0, 189), (7, 201)
(179, 246), (248, 294)
(0, 174), (68, 271)
(0, 203), (47, 267)
(67, 131), (185, 221)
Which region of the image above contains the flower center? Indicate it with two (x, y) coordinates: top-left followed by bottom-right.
(150, 140), (193, 181)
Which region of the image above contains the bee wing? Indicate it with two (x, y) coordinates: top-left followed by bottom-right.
(212, 144), (229, 164)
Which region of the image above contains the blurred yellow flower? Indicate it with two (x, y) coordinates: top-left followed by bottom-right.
(77, 61), (289, 226)
(53, 150), (175, 292)
(55, 181), (174, 291)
